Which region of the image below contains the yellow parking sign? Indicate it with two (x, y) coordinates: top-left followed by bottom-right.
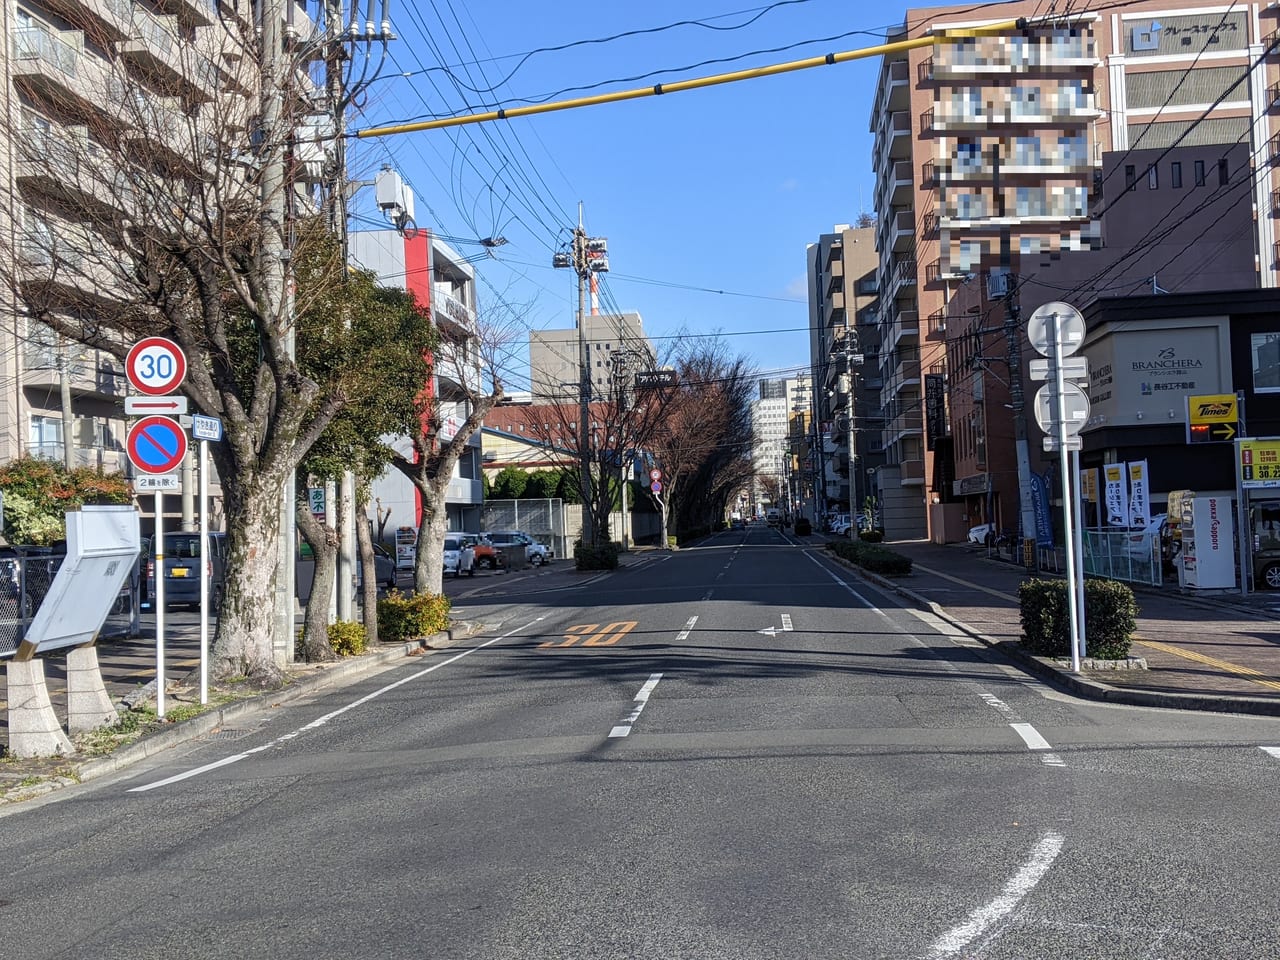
(1239, 439), (1280, 488)
(1187, 394), (1238, 443)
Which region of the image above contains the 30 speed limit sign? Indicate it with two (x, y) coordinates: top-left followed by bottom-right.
(126, 337), (187, 396)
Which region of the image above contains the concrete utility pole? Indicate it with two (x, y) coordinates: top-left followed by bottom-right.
(992, 143), (1036, 558)
(57, 343), (73, 470)
(261, 0), (295, 666)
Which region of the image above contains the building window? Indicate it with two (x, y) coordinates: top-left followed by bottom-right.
(1194, 160), (1206, 186)
(1218, 158), (1230, 185)
(1147, 165), (1158, 189)
(1124, 165), (1136, 191)
(1171, 161), (1182, 188)
(1253, 333), (1280, 393)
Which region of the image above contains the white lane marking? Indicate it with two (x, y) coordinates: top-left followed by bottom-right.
(128, 617), (546, 793)
(980, 693), (1017, 719)
(676, 616), (698, 641)
(1041, 753), (1067, 767)
(1261, 746), (1280, 760)
(926, 831), (1066, 959)
(781, 613), (793, 632)
(608, 673), (664, 738)
(1010, 722), (1053, 752)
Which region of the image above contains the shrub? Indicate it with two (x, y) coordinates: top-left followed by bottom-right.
(328, 620), (368, 657)
(794, 518), (812, 536)
(859, 529), (884, 543)
(377, 591), (452, 644)
(825, 538), (912, 576)
(1018, 578), (1137, 660)
(667, 535), (678, 549)
(575, 539), (620, 570)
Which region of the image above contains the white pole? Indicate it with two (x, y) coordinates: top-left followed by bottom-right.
(1071, 447), (1087, 658)
(198, 439), (209, 705)
(1052, 314), (1082, 673)
(155, 489), (166, 718)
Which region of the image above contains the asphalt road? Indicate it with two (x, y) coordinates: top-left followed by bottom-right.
(5, 526), (1280, 959)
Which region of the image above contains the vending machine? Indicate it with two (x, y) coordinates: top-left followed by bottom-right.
(1179, 496), (1236, 590)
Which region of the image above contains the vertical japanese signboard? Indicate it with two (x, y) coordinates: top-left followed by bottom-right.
(1239, 439), (1280, 488)
(924, 373), (946, 451)
(1127, 460), (1150, 528)
(1104, 463), (1129, 527)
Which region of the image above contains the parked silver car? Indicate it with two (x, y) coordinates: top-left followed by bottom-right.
(443, 535), (476, 577)
(485, 530), (552, 565)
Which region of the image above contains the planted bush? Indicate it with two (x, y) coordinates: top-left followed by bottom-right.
(377, 591), (452, 644)
(1018, 578), (1137, 660)
(859, 530), (884, 543)
(327, 620), (368, 657)
(826, 538), (912, 576)
(575, 539), (621, 570)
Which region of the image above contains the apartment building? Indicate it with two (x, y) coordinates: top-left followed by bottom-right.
(870, 0), (1275, 540)
(0, 0), (279, 533)
(529, 312), (655, 403)
(805, 225), (891, 529)
(751, 377), (801, 507)
(350, 228), (486, 533)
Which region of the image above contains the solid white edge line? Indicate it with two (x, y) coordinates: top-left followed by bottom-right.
(1010, 722), (1053, 751)
(128, 617), (545, 793)
(1261, 746), (1280, 760)
(927, 831), (1066, 959)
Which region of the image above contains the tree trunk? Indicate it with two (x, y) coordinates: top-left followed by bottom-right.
(413, 475), (450, 595)
(212, 478), (287, 683)
(354, 486), (379, 644)
(295, 495), (337, 662)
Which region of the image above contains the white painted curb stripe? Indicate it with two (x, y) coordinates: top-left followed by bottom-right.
(128, 618), (545, 793)
(927, 831), (1066, 958)
(1010, 722), (1052, 751)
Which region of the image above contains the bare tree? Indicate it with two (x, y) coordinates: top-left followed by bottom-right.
(0, 10), (361, 681)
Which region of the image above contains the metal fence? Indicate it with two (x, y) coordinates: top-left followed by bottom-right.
(1082, 530), (1162, 587)
(0, 553), (140, 658)
(479, 499), (569, 559)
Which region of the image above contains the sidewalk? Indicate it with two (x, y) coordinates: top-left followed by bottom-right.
(843, 538), (1280, 715)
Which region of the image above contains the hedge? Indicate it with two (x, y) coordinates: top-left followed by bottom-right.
(575, 539), (621, 570)
(1018, 577), (1138, 660)
(825, 537), (912, 576)
(377, 591), (452, 644)
(328, 620), (368, 657)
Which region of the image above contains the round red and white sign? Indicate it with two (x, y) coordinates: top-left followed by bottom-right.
(649, 468), (662, 482)
(126, 337), (187, 396)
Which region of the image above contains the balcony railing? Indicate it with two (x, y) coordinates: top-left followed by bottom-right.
(13, 24), (80, 77)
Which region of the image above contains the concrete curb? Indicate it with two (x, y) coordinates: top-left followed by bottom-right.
(30, 620), (489, 790)
(817, 546), (1280, 718)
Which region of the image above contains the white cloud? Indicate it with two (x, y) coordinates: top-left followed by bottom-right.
(784, 275), (807, 298)
(779, 178), (799, 192)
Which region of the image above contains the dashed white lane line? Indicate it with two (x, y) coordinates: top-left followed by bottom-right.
(1010, 722), (1052, 751)
(1261, 746), (1280, 760)
(128, 617), (547, 793)
(676, 616), (698, 641)
(781, 613), (793, 632)
(609, 673), (664, 738)
(926, 831), (1066, 959)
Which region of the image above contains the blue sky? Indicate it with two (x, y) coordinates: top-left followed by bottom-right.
(347, 0), (920, 390)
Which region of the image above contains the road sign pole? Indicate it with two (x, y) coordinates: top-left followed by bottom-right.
(199, 438), (209, 705)
(1052, 314), (1082, 672)
(1237, 437), (1250, 598)
(155, 489), (166, 719)
(1071, 446), (1088, 655)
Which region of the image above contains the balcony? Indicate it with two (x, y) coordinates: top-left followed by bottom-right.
(22, 346), (127, 399)
(884, 111), (911, 161)
(824, 290), (846, 326)
(930, 37), (1097, 77)
(826, 256), (844, 295)
(893, 311), (920, 347)
(17, 220), (130, 313)
(155, 0), (218, 28)
(26, 443), (126, 472)
(11, 25), (133, 127)
(899, 458), (925, 485)
(15, 125), (136, 216)
(878, 58), (910, 116)
(883, 160), (913, 207)
(931, 95), (1100, 131)
(926, 259), (967, 284)
(40, 0), (132, 42)
(891, 210), (915, 252)
(891, 358), (922, 395)
(886, 258), (917, 302)
(118, 8), (219, 102)
(928, 309), (948, 338)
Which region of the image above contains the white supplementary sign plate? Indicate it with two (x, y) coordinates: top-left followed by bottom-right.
(125, 395), (188, 416)
(135, 475), (180, 491)
(191, 414), (223, 442)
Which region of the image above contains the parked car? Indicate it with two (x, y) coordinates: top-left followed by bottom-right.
(1123, 514), (1167, 563)
(443, 535), (476, 577)
(485, 530), (552, 565)
(147, 532), (228, 609)
(355, 543), (397, 590)
(454, 532), (503, 569)
(967, 523), (995, 545)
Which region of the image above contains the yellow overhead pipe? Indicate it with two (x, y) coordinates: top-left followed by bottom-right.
(356, 18), (1026, 139)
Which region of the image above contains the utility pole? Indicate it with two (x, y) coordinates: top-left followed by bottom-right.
(56, 342), (73, 471)
(992, 143), (1036, 559)
(261, 0), (295, 666)
(554, 204), (609, 546)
